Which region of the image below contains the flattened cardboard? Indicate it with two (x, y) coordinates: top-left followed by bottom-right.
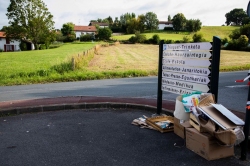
(186, 128), (234, 161)
(198, 105), (237, 130)
(211, 104), (244, 125)
(174, 117), (192, 139)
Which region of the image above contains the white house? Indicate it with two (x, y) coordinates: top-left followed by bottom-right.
(74, 25), (97, 38)
(0, 31), (21, 52)
(158, 21), (173, 30)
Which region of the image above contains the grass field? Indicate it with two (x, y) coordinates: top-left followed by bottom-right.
(0, 26), (248, 86)
(112, 26), (240, 42)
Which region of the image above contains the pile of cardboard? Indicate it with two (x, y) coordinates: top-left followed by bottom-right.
(174, 93), (245, 161)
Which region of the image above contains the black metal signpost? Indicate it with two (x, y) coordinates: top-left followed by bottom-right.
(240, 87), (250, 160)
(240, 0), (250, 161)
(157, 36), (221, 115)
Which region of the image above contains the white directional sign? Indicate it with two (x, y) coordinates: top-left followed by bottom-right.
(162, 85), (197, 95)
(163, 58), (211, 67)
(162, 78), (210, 92)
(162, 71), (210, 85)
(162, 65), (211, 76)
(163, 50), (212, 59)
(163, 42), (212, 51)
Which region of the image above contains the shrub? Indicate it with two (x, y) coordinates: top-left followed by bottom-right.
(164, 27), (174, 31)
(128, 32), (147, 44)
(80, 34), (93, 41)
(39, 44), (46, 50)
(19, 41), (27, 51)
(192, 33), (205, 42)
(237, 35), (249, 48)
(225, 35), (249, 51)
(221, 37), (229, 45)
(164, 40), (174, 44)
(151, 34), (160, 44)
(182, 36), (190, 43)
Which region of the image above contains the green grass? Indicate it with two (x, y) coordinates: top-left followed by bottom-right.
(0, 42), (96, 74)
(112, 26), (240, 42)
(0, 26), (247, 86)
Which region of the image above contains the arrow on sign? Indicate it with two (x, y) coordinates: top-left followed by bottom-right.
(163, 42), (212, 51)
(162, 71), (210, 85)
(162, 65), (211, 76)
(162, 78), (210, 93)
(163, 58), (211, 68)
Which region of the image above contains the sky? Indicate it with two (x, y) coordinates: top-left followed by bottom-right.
(0, 0), (249, 29)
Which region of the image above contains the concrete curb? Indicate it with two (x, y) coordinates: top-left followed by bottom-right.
(0, 102), (174, 117)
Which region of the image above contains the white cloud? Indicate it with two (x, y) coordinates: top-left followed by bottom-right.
(0, 0), (249, 29)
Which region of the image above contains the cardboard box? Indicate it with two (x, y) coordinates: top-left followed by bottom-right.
(197, 103), (245, 145)
(189, 113), (206, 132)
(174, 117), (192, 139)
(186, 128), (234, 161)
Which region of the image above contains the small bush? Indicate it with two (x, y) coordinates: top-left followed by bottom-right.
(39, 44), (46, 50)
(182, 36), (190, 43)
(164, 27), (174, 31)
(80, 34), (93, 41)
(192, 33), (206, 42)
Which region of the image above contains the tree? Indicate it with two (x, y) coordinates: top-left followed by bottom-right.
(126, 18), (140, 34)
(186, 19), (202, 32)
(168, 15), (172, 21)
(225, 8), (248, 26)
(61, 22), (75, 36)
(172, 13), (186, 31)
(106, 16), (113, 25)
(61, 22), (76, 42)
(242, 17), (250, 25)
(120, 13), (136, 33)
(97, 27), (112, 40)
(137, 14), (146, 33)
(144, 12), (159, 31)
(6, 0), (55, 50)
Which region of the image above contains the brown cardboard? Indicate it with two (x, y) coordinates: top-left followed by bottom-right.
(189, 113), (206, 132)
(186, 128), (234, 161)
(174, 117), (192, 139)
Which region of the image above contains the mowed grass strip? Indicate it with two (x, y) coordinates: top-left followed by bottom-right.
(87, 44), (250, 72)
(88, 44), (158, 72)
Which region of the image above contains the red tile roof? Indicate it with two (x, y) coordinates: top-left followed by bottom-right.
(0, 31), (6, 38)
(74, 26), (97, 32)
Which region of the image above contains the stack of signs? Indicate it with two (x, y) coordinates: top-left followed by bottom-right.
(162, 43), (212, 95)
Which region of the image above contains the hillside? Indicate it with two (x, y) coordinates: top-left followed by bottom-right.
(112, 26), (240, 42)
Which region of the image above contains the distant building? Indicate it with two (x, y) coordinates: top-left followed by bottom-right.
(74, 25), (97, 38)
(88, 22), (109, 28)
(158, 21), (173, 30)
(0, 31), (20, 52)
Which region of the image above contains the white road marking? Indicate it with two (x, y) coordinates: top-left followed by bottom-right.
(226, 85), (248, 88)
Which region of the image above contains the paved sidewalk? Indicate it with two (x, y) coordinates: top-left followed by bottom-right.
(0, 96), (249, 166)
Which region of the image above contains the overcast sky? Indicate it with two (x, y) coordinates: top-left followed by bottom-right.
(0, 0), (249, 29)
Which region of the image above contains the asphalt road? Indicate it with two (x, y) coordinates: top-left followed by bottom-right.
(0, 70), (249, 113)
